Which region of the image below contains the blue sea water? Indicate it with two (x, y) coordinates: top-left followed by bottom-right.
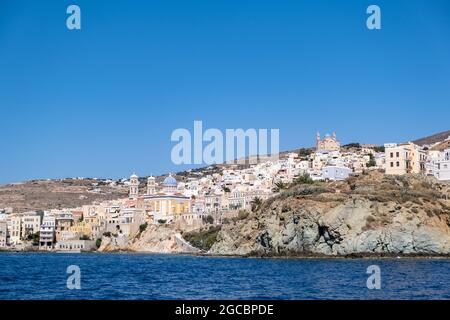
(0, 253), (449, 300)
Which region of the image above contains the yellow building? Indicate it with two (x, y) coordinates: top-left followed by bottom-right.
(68, 221), (94, 239)
(385, 142), (427, 175)
(140, 174), (191, 222)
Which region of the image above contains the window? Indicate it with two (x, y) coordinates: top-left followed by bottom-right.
(396, 162), (400, 167)
(390, 162), (394, 167)
(396, 152), (400, 157)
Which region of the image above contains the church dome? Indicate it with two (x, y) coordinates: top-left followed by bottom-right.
(162, 174), (177, 187)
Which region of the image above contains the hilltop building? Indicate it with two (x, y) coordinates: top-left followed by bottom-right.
(316, 132), (340, 152)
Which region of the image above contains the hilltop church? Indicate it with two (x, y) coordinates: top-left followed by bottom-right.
(316, 132), (341, 152)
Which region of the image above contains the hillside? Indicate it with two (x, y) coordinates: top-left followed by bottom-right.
(0, 179), (127, 212)
(210, 171), (450, 256)
(413, 130), (450, 146)
(2, 130), (449, 214)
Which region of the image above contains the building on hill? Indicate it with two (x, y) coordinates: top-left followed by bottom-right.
(128, 173), (192, 224)
(384, 142), (427, 175)
(429, 137), (450, 152)
(321, 166), (352, 181)
(142, 174), (191, 223)
(427, 148), (450, 181)
(316, 132), (340, 152)
(104, 208), (145, 237)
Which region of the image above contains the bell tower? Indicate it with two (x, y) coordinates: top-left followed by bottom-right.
(129, 173), (139, 199)
(316, 132), (321, 151)
(147, 176), (156, 195)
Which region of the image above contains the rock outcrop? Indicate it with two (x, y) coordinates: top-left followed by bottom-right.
(210, 171), (450, 256)
(98, 224), (200, 254)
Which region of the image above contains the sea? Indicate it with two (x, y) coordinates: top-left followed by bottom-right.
(0, 253), (449, 300)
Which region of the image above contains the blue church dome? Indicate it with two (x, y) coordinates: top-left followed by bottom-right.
(162, 174), (177, 187)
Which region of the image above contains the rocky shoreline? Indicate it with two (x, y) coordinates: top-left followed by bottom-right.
(2, 248), (450, 261)
(3, 172), (449, 258)
(209, 171), (450, 257)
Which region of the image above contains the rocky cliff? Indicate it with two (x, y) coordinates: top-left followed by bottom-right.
(98, 224), (200, 254)
(210, 171), (450, 257)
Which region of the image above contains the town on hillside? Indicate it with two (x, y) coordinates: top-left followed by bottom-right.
(1, 132), (449, 252)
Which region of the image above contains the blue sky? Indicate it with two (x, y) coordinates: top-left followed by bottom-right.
(1, 0), (450, 183)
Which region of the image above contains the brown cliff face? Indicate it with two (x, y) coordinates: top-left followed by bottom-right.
(210, 171), (450, 256)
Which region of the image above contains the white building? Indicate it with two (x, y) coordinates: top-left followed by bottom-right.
(429, 148), (450, 181)
(321, 166), (352, 181)
(0, 221), (7, 248)
(39, 214), (56, 251)
(228, 190), (246, 210)
(55, 239), (96, 252)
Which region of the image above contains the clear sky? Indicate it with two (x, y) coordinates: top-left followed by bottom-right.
(1, 0), (450, 183)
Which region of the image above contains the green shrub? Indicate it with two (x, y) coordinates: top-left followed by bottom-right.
(367, 154), (377, 167)
(203, 215), (214, 224)
(183, 226), (222, 251)
(292, 173), (314, 185)
(373, 145), (385, 153)
(273, 181), (288, 192)
(343, 143), (361, 149)
(250, 197), (263, 212)
(27, 232), (40, 246)
(298, 148), (313, 158)
(139, 223), (148, 233)
(280, 187), (329, 199)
